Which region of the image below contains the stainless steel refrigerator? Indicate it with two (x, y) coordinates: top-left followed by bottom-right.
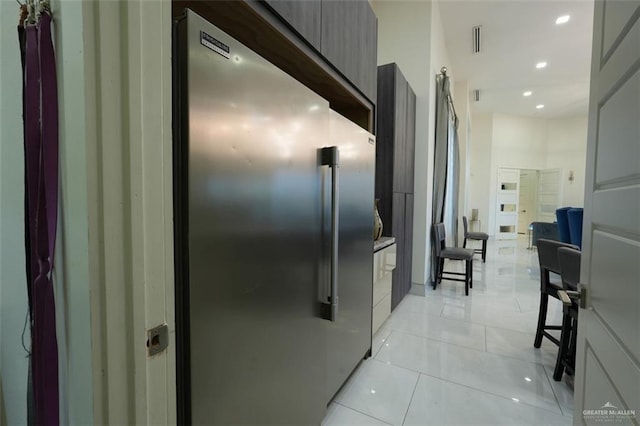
(173, 10), (375, 425)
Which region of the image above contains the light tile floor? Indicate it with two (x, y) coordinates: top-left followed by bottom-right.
(323, 237), (574, 426)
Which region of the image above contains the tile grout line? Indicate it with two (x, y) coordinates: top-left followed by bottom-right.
(332, 402), (393, 426)
(384, 328), (554, 367)
(402, 367), (567, 418)
(380, 327), (486, 353)
(484, 324), (488, 352)
(401, 373), (421, 425)
(542, 363), (572, 417)
(378, 331), (567, 415)
(373, 329), (395, 358)
(374, 347), (562, 416)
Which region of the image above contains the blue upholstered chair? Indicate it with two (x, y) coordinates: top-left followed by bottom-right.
(567, 208), (584, 249)
(555, 207), (572, 244)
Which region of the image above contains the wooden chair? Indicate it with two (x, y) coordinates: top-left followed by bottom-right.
(463, 216), (488, 262)
(533, 239), (579, 348)
(554, 247), (581, 381)
(433, 223), (475, 296)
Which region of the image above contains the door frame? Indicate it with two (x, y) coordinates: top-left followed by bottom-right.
(82, 1), (175, 424)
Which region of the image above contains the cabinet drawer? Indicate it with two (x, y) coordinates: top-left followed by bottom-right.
(372, 293), (391, 335)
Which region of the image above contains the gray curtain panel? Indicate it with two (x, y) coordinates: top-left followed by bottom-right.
(432, 74), (449, 225)
(430, 73), (460, 283)
(451, 113), (460, 245)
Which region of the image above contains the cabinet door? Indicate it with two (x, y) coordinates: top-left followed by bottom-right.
(391, 192), (405, 310)
(356, 2), (378, 103)
(403, 193), (414, 297)
(375, 64), (396, 234)
(405, 85), (417, 193)
(392, 69), (407, 193)
(265, 0), (322, 49)
(321, 0), (378, 102)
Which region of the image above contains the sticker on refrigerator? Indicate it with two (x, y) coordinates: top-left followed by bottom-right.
(200, 31), (230, 59)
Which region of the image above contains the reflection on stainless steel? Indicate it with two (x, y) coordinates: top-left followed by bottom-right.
(175, 10), (375, 425)
(181, 11), (327, 424)
(324, 111), (375, 402)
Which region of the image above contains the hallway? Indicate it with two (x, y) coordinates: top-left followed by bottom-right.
(323, 237), (574, 425)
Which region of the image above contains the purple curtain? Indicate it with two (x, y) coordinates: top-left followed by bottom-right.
(20, 3), (60, 424)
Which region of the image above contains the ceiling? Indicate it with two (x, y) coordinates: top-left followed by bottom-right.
(438, 0), (595, 118)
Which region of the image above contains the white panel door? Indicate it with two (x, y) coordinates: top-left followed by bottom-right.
(496, 168), (519, 240)
(537, 168), (562, 223)
(518, 170), (537, 234)
(574, 1), (640, 423)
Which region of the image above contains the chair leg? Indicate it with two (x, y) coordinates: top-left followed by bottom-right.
(534, 293), (549, 348)
(567, 316), (578, 374)
(553, 307), (572, 381)
(433, 256), (440, 289)
(482, 240), (487, 263)
(464, 260), (469, 296)
(469, 259), (473, 288)
(463, 238), (467, 248)
(438, 258), (445, 283)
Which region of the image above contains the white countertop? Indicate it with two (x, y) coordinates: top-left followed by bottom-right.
(374, 236), (396, 252)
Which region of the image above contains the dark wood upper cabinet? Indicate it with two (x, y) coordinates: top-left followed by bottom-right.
(320, 0), (378, 103)
(263, 0), (322, 50)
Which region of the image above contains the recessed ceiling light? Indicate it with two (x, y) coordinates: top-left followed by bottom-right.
(536, 104), (545, 109)
(536, 62), (547, 69)
(556, 15), (570, 25)
(523, 91), (532, 97)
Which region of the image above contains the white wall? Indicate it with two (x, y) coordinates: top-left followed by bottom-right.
(546, 116), (589, 207)
(0, 2), (30, 423)
(0, 1), (101, 424)
(373, 0), (452, 287)
(372, 0), (431, 287)
(454, 80), (470, 245)
(469, 111), (588, 236)
(488, 114), (548, 235)
(53, 2), (95, 423)
(1, 2), (94, 424)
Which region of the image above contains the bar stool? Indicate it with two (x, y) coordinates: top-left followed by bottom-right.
(433, 223), (475, 296)
(554, 247), (581, 381)
(463, 216), (488, 262)
(533, 239), (579, 348)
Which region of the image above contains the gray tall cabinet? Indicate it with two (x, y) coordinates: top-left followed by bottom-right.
(375, 63), (417, 310)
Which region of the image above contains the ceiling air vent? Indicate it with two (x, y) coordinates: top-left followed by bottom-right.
(473, 89), (480, 102)
(472, 25), (482, 53)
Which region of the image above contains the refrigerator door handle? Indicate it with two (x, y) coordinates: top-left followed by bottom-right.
(321, 146), (339, 322)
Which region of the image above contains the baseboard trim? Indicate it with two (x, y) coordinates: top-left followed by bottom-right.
(409, 283), (426, 296)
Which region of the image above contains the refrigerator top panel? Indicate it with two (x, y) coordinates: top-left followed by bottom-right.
(175, 10), (330, 425)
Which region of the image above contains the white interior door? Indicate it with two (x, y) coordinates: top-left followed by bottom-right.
(518, 169), (537, 233)
(574, 1), (640, 422)
(537, 168), (562, 223)
(495, 168), (519, 240)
